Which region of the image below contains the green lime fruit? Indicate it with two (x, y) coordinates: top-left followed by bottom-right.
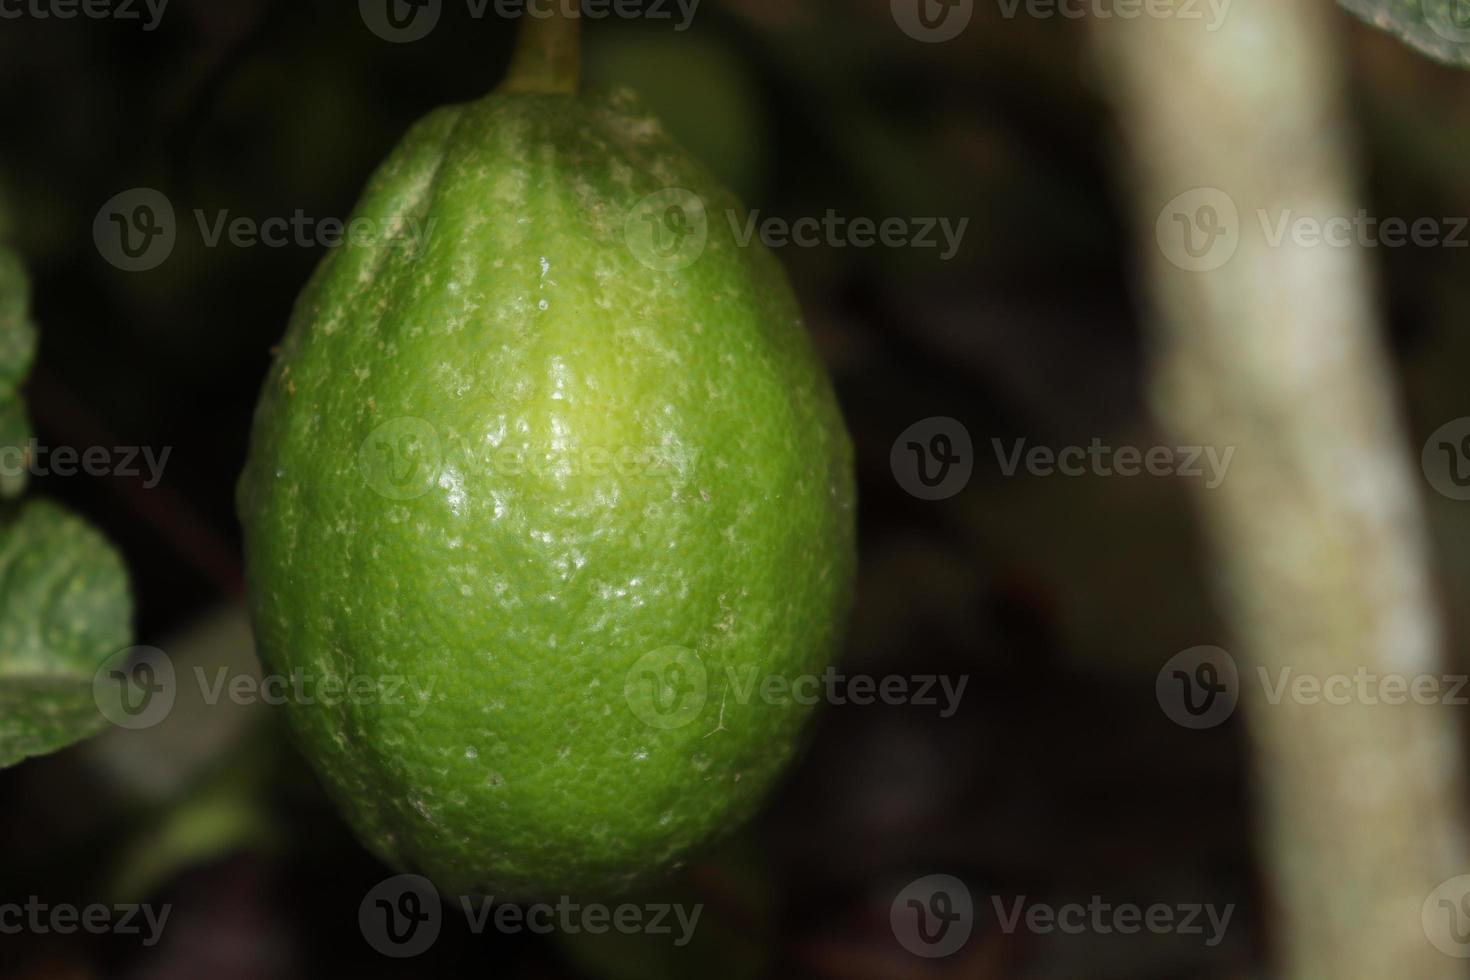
(237, 32), (855, 899)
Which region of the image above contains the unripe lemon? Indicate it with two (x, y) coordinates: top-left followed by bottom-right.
(237, 84), (855, 898)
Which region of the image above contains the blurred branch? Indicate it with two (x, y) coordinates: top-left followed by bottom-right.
(29, 367), (243, 597)
(1094, 2), (1468, 977)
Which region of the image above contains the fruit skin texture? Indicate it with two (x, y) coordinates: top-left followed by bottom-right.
(237, 87), (855, 898)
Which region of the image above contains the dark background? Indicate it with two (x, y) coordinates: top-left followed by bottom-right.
(3, 1), (1470, 977)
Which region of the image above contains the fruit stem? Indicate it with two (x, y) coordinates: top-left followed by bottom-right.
(500, 6), (581, 95)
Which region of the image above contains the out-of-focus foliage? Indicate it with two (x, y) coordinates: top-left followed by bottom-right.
(0, 245), (36, 499)
(0, 245), (135, 770)
(1340, 0), (1470, 68)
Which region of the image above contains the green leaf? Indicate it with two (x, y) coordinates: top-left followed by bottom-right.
(0, 498), (133, 768)
(1339, 0), (1470, 68)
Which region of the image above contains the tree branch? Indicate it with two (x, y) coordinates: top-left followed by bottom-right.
(1093, 2), (1469, 976)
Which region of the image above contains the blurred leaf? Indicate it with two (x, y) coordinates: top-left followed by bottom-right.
(0, 498), (133, 768)
(0, 397), (30, 500)
(83, 602), (268, 803)
(105, 731), (283, 904)
(0, 245), (36, 394)
(0, 246), (35, 498)
(1339, 0), (1470, 68)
